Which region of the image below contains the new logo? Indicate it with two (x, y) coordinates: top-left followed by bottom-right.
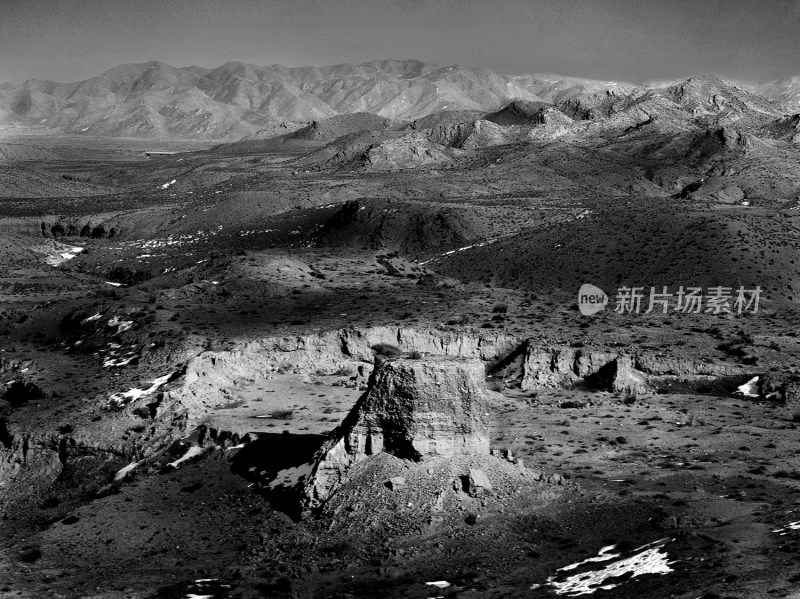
(578, 284), (608, 316)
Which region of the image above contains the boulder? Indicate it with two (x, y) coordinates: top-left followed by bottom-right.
(521, 346), (651, 393)
(612, 355), (651, 394)
(297, 356), (490, 508)
(364, 136), (464, 169)
(716, 186), (745, 203)
(757, 373), (800, 406)
(387, 476), (406, 491)
(467, 468), (492, 496)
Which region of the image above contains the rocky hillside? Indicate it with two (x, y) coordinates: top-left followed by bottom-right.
(749, 75), (800, 107)
(5, 58), (795, 140)
(0, 60), (549, 139)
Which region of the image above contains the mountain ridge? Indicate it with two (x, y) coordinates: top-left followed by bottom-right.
(0, 59), (797, 140)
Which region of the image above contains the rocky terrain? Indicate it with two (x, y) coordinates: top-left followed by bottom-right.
(1, 58), (798, 141)
(2, 60), (800, 598)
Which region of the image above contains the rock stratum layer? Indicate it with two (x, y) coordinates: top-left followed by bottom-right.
(293, 356), (490, 509)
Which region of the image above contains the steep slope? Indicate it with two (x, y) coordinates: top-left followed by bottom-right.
(286, 112), (393, 142)
(511, 73), (638, 103)
(484, 99), (552, 126)
(661, 76), (786, 129)
(0, 60), (547, 139)
(435, 200), (800, 305)
(310, 199), (485, 253)
(749, 75), (800, 107)
(1, 62), (796, 141)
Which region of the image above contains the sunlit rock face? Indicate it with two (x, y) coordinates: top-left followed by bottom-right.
(300, 356), (490, 508)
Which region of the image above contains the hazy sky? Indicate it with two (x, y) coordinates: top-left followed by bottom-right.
(1, 0), (798, 84)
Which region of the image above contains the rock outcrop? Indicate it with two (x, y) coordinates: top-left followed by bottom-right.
(520, 345), (752, 394)
(295, 356), (490, 508)
(364, 136), (464, 169)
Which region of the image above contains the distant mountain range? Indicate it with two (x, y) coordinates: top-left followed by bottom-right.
(0, 59), (797, 140)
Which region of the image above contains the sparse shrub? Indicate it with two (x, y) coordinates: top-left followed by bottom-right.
(717, 340), (746, 357)
(447, 314), (470, 325)
(3, 381), (44, 407)
(492, 304), (508, 314)
(39, 496), (60, 509)
(270, 409), (294, 420)
(371, 343), (403, 358)
(18, 546), (42, 563)
(106, 266), (152, 285)
(407, 350), (423, 359)
(486, 378), (504, 392)
(321, 540), (352, 558)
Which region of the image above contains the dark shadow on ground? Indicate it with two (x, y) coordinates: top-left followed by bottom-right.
(230, 431), (329, 520)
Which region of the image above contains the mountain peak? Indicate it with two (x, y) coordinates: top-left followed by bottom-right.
(0, 61), (796, 140)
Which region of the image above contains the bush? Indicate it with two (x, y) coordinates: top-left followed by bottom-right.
(18, 546), (42, 563)
(106, 266), (152, 285)
(407, 350), (423, 359)
(371, 343), (403, 358)
(3, 381), (44, 407)
(492, 304), (509, 314)
(270, 409), (294, 420)
(447, 314), (470, 325)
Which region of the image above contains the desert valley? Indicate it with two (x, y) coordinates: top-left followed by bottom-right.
(2, 57), (800, 598)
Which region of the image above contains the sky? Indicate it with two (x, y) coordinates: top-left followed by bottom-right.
(1, 0), (798, 84)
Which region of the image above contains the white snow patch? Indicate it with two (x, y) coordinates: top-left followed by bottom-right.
(168, 445), (205, 468)
(114, 461), (141, 481)
(160, 179), (177, 190)
(737, 376), (759, 398)
(45, 244), (83, 267)
(103, 354), (136, 368)
(108, 316), (134, 333)
(426, 581), (451, 588)
(81, 313), (102, 324)
(107, 372), (174, 409)
(418, 238), (500, 265)
(540, 538), (675, 596)
(773, 521), (800, 535)
(559, 545), (621, 570)
(105, 281), (124, 287)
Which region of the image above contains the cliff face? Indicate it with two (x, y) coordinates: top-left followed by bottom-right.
(297, 356), (490, 508)
(520, 345), (752, 394)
